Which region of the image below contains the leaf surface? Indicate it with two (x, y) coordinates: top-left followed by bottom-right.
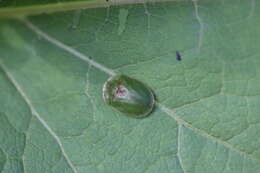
(0, 0), (260, 172)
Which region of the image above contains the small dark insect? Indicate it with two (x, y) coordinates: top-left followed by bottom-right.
(106, 0), (109, 1)
(176, 51), (182, 61)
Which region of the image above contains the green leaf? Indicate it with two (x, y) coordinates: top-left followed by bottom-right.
(0, 0), (260, 172)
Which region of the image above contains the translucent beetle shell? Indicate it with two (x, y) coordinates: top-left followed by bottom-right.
(103, 75), (155, 118)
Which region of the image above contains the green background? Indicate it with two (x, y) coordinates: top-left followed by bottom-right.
(0, 0), (260, 172)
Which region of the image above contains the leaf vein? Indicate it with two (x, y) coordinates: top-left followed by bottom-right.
(192, 0), (204, 51)
(177, 124), (187, 173)
(158, 103), (260, 162)
(0, 61), (79, 173)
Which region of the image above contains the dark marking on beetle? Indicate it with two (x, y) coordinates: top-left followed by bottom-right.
(176, 51), (182, 61)
(115, 85), (127, 98)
